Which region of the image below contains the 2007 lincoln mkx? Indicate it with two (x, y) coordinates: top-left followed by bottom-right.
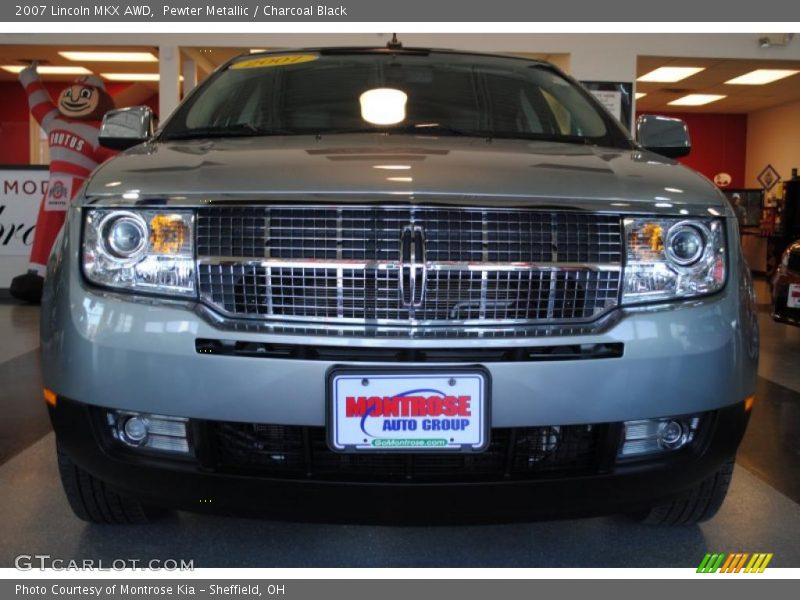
(41, 45), (758, 525)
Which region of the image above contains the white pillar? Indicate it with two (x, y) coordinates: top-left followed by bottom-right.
(182, 59), (197, 96)
(159, 45), (181, 121)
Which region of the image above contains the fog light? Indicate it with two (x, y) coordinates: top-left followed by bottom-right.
(620, 415), (700, 458)
(122, 416), (148, 445)
(108, 410), (190, 455)
(658, 420), (685, 449)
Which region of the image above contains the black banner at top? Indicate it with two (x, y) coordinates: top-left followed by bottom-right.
(2, 0), (800, 22)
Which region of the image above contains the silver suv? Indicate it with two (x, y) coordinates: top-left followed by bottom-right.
(42, 47), (758, 525)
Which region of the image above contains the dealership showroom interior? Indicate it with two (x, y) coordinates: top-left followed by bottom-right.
(0, 31), (799, 568)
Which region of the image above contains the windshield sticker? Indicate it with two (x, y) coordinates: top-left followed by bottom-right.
(231, 54), (319, 70)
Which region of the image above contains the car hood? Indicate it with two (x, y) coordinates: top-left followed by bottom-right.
(85, 134), (729, 214)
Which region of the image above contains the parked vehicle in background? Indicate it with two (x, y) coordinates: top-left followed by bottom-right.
(771, 240), (800, 326)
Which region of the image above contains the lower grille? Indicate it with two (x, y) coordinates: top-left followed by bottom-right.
(198, 264), (620, 323)
(208, 422), (610, 482)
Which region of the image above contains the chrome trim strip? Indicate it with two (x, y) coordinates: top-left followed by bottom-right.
(197, 257), (622, 273)
(82, 195), (735, 219)
(194, 303), (624, 345)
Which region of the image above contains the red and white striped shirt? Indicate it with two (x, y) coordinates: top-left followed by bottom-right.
(21, 66), (115, 195)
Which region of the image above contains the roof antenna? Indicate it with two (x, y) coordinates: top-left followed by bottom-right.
(387, 33), (403, 50)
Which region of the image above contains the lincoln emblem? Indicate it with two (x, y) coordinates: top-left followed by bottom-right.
(399, 224), (426, 309)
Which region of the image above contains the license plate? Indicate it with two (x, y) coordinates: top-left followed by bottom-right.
(789, 284), (800, 308)
(328, 369), (489, 453)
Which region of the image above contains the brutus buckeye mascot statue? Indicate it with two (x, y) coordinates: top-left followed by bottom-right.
(9, 61), (116, 303)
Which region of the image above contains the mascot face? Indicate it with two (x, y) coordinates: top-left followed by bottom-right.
(59, 84), (100, 118)
(57, 76), (115, 120)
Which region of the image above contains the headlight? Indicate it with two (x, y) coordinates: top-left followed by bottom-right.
(622, 217), (725, 305)
(83, 209), (195, 296)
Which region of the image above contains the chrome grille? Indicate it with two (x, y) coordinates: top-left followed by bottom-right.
(197, 206), (622, 326)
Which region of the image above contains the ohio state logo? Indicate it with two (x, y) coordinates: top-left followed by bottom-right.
(49, 181), (67, 200)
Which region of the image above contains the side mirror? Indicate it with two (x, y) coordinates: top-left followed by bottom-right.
(99, 106), (156, 151)
(635, 114), (691, 158)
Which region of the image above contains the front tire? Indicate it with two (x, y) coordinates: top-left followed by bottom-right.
(57, 447), (167, 524)
(631, 458), (735, 525)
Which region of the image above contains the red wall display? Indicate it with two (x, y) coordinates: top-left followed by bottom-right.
(637, 110), (748, 188)
(0, 81), (157, 165)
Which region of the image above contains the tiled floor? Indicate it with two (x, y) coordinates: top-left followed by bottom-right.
(0, 304), (39, 364)
(1, 284), (800, 567)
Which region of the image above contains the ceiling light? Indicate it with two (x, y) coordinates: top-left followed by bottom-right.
(2, 65), (91, 75)
(668, 94), (726, 106)
(101, 73), (183, 82)
(373, 165), (411, 170)
(250, 48), (267, 53)
(637, 67), (705, 83)
(387, 177), (413, 182)
(635, 92), (647, 100)
(360, 88), (407, 125)
(725, 69), (800, 85)
(59, 51), (158, 62)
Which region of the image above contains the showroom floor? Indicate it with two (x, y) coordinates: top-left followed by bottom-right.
(1, 280), (800, 568)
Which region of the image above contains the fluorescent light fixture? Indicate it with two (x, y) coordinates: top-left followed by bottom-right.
(373, 165), (411, 170)
(2, 65), (91, 75)
(101, 73), (183, 82)
(359, 88), (407, 125)
(387, 177), (413, 182)
(637, 66), (705, 83)
(635, 92), (647, 100)
(668, 94), (726, 106)
(59, 51), (158, 62)
(725, 69), (800, 85)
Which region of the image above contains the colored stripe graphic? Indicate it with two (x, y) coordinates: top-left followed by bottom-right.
(697, 554), (712, 573)
(720, 554), (736, 572)
(699, 552), (772, 573)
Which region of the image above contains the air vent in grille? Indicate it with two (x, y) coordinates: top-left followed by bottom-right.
(210, 423), (606, 482)
(196, 206), (623, 327)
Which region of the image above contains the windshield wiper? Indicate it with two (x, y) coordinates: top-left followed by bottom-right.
(161, 124), (291, 141)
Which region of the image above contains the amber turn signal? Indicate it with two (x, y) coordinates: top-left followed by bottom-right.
(744, 395), (756, 412)
(150, 214), (188, 254)
(43, 388), (57, 407)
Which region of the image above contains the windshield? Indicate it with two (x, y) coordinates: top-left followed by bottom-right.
(161, 51), (631, 148)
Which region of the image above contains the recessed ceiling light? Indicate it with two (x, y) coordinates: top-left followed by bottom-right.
(725, 69), (800, 85)
(637, 67), (705, 83)
(59, 51), (158, 62)
(668, 94), (726, 106)
(2, 65), (91, 75)
(635, 92), (647, 99)
(101, 73), (183, 82)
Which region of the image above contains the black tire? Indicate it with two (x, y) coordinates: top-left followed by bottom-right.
(631, 458), (735, 526)
(57, 448), (167, 524)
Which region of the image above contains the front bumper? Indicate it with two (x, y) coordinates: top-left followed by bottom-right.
(50, 397), (750, 522)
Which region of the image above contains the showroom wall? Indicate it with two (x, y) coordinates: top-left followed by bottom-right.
(745, 100), (800, 189)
